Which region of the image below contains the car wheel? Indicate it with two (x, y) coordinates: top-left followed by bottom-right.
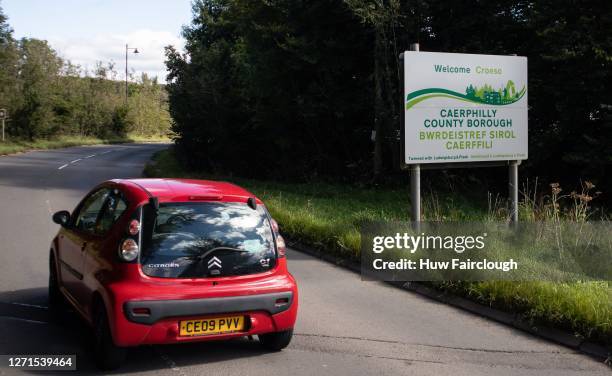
(258, 329), (293, 351)
(48, 253), (67, 316)
(93, 303), (126, 370)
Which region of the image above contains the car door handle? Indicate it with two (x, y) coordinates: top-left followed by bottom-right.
(81, 242), (87, 251)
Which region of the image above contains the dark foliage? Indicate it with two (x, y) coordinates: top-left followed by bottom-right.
(166, 0), (611, 193)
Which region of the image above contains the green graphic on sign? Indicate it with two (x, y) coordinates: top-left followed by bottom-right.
(406, 80), (526, 110)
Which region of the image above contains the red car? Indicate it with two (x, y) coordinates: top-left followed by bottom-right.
(48, 178), (298, 370)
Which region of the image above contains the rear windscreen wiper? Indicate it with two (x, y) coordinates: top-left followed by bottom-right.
(196, 246), (249, 260)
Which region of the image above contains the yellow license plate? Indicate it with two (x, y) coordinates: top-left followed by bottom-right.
(179, 316), (245, 337)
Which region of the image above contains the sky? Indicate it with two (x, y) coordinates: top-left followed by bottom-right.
(2, 0), (192, 81)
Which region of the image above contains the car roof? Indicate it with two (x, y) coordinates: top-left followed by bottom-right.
(113, 178), (262, 204)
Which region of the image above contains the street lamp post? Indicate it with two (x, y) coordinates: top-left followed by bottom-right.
(125, 44), (139, 106)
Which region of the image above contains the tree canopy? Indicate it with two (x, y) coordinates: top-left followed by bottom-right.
(166, 0), (611, 192)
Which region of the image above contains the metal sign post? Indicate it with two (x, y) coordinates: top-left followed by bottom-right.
(408, 43), (421, 224)
(509, 160), (519, 222)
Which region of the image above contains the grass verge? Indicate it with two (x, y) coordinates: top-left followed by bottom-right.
(0, 134), (171, 156)
(144, 147), (612, 346)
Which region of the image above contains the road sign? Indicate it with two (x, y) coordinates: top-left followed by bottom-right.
(403, 51), (528, 165)
(401, 48), (525, 224)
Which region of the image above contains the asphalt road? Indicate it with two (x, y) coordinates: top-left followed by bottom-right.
(0, 144), (609, 375)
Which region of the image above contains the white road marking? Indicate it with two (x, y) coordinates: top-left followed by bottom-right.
(58, 153), (98, 170)
(0, 315), (47, 324)
(8, 302), (48, 310)
(100, 150), (113, 155)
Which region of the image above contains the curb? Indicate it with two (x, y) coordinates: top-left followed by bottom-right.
(287, 240), (611, 365)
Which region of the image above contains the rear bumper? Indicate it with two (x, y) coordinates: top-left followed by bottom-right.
(124, 291), (294, 325)
(105, 272), (298, 347)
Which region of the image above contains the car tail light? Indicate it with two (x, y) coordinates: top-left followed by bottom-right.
(275, 234), (286, 258)
(128, 219), (140, 235)
(119, 238), (139, 262)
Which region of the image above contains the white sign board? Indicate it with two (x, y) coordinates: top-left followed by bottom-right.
(404, 51), (528, 164)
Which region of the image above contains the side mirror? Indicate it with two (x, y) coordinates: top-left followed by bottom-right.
(52, 210), (71, 227)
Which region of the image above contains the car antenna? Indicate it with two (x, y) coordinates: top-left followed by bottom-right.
(247, 197), (257, 210)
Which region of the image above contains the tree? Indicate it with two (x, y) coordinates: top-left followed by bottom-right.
(344, 0), (402, 177)
(167, 0), (372, 178)
(128, 73), (171, 137)
(165, 0), (612, 194)
(13, 38), (62, 139)
(0, 4), (20, 118)
(523, 0), (612, 187)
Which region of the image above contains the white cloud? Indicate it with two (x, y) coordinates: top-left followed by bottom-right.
(48, 29), (184, 82)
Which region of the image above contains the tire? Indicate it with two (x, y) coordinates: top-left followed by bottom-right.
(258, 329), (293, 351)
(93, 303), (126, 370)
(48, 253), (67, 317)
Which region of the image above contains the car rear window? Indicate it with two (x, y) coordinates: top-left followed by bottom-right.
(140, 202), (276, 278)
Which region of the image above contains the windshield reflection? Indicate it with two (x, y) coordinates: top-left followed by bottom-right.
(140, 202), (276, 278)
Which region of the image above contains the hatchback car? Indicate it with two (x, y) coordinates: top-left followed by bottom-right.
(49, 178), (298, 370)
